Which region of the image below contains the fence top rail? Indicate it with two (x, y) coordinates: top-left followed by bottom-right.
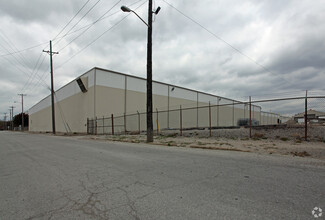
(89, 95), (325, 120)
(250, 96), (325, 104)
(261, 111), (280, 116)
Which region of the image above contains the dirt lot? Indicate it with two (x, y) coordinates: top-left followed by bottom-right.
(84, 133), (325, 161)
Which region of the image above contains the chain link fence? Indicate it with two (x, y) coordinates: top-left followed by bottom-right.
(87, 96), (325, 140)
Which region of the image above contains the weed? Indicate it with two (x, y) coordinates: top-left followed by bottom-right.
(167, 133), (177, 138)
(290, 151), (311, 157)
(280, 137), (289, 141)
(219, 142), (232, 146)
(254, 133), (264, 138)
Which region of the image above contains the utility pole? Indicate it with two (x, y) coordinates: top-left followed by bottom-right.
(3, 113), (7, 130)
(120, 1), (160, 142)
(4, 112), (7, 130)
(9, 109), (11, 130)
(9, 106), (15, 130)
(146, 0), (153, 142)
(43, 41), (58, 134)
(18, 94), (27, 131)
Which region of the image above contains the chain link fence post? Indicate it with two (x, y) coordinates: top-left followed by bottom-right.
(249, 96), (252, 138)
(305, 91), (308, 141)
(180, 105), (183, 136)
(124, 113), (126, 134)
(111, 114), (114, 135)
(95, 116), (97, 135)
(232, 100), (235, 126)
(209, 102), (212, 137)
(156, 108), (159, 135)
(87, 118), (89, 134)
(217, 97), (220, 127)
(137, 111), (140, 134)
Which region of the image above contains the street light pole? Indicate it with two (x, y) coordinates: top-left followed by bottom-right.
(121, 1), (160, 142)
(146, 0), (153, 142)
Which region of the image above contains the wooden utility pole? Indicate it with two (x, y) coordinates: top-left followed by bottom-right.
(121, 1), (160, 142)
(3, 113), (7, 130)
(43, 41), (58, 134)
(146, 0), (153, 142)
(9, 109), (11, 130)
(9, 106), (15, 130)
(18, 94), (27, 131)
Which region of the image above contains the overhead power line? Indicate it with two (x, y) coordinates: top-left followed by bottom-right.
(54, 0), (102, 46)
(52, 0), (144, 44)
(162, 0), (293, 86)
(52, 0), (91, 41)
(0, 32), (34, 71)
(0, 31), (50, 94)
(56, 0), (147, 70)
(58, 0), (122, 52)
(0, 41), (48, 57)
(21, 53), (48, 93)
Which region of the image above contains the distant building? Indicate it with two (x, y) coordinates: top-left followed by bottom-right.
(293, 109), (325, 124)
(29, 67), (278, 133)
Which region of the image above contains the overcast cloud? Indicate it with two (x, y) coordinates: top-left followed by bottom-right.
(0, 0), (325, 118)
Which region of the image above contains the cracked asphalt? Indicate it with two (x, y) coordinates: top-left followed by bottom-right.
(0, 131), (324, 220)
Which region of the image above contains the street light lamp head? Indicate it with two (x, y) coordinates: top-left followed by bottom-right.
(154, 7), (161, 15)
(121, 6), (132, 12)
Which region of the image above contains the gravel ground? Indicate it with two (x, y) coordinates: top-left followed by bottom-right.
(30, 126), (325, 161)
(83, 128), (325, 162)
(161, 125), (325, 141)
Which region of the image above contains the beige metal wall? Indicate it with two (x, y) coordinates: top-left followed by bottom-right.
(29, 69), (96, 133)
(29, 67), (279, 133)
(29, 87), (95, 133)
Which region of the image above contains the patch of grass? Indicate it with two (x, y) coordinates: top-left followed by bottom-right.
(189, 145), (250, 152)
(156, 135), (166, 140)
(218, 142), (233, 147)
(280, 137), (289, 141)
(290, 151), (311, 157)
(167, 141), (176, 146)
(291, 133), (301, 140)
(166, 133), (177, 138)
(254, 133), (264, 138)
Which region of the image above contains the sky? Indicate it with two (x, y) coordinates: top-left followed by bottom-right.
(0, 0), (325, 119)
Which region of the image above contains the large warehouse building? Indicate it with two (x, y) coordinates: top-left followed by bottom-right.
(29, 67), (279, 133)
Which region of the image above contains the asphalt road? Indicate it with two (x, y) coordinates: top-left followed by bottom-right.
(0, 131), (324, 220)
